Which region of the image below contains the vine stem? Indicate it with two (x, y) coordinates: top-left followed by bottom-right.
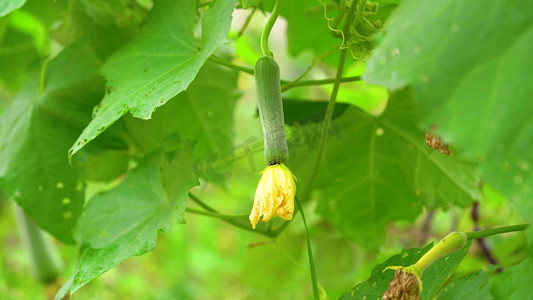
(209, 56), (361, 90)
(237, 7), (256, 37)
(295, 197), (319, 300)
(14, 204), (63, 283)
(466, 224), (529, 240)
(290, 4), (357, 299)
(208, 56), (254, 75)
(260, 0), (282, 57)
(471, 201), (500, 270)
(301, 0), (358, 200)
(281, 76), (361, 92)
(187, 194), (277, 237)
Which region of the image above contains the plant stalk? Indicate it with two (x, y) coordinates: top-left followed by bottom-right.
(260, 0), (282, 57)
(295, 197), (319, 300)
(14, 204), (63, 284)
(466, 224), (529, 240)
(301, 0), (358, 200)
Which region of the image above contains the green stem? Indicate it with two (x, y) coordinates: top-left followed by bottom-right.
(14, 204), (62, 283)
(209, 55), (362, 91)
(301, 50), (347, 197)
(295, 197), (319, 300)
(238, 7), (256, 37)
(188, 193), (217, 212)
(260, 0), (282, 57)
(301, 1), (358, 200)
(330, 0), (346, 30)
(281, 76), (361, 92)
(185, 208), (275, 237)
(186, 208), (246, 220)
(39, 57), (52, 94)
(466, 224), (529, 240)
(187, 194), (277, 237)
(282, 60), (317, 91)
(208, 56), (255, 75)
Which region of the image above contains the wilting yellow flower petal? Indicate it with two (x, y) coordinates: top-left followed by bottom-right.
(250, 163), (296, 229)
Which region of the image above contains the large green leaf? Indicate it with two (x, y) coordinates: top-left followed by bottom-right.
(289, 89), (479, 250)
(123, 62), (239, 161)
(71, 144), (198, 293)
(363, 0), (533, 222)
(490, 258), (533, 299)
(0, 37), (111, 243)
(341, 241), (471, 299)
(438, 270), (493, 300)
(69, 0), (237, 156)
(0, 0), (26, 17)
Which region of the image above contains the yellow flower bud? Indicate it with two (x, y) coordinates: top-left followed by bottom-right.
(249, 163), (296, 229)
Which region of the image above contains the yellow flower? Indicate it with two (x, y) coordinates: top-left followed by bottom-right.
(249, 163), (296, 229)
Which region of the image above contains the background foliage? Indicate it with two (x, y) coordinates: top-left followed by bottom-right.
(0, 0), (531, 299)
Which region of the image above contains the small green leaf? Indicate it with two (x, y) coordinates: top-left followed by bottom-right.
(71, 144), (199, 293)
(340, 241), (471, 299)
(69, 0), (237, 156)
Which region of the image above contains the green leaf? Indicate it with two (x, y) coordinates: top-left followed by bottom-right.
(289, 89), (479, 250)
(363, 0), (533, 221)
(84, 150), (128, 182)
(490, 258), (533, 299)
(73, 0), (146, 36)
(282, 98), (349, 125)
(123, 61), (239, 160)
(69, 0), (237, 156)
(0, 37), (109, 243)
(0, 0), (26, 17)
(71, 144), (199, 293)
(241, 0), (263, 9)
(438, 270), (493, 300)
(340, 241), (471, 299)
